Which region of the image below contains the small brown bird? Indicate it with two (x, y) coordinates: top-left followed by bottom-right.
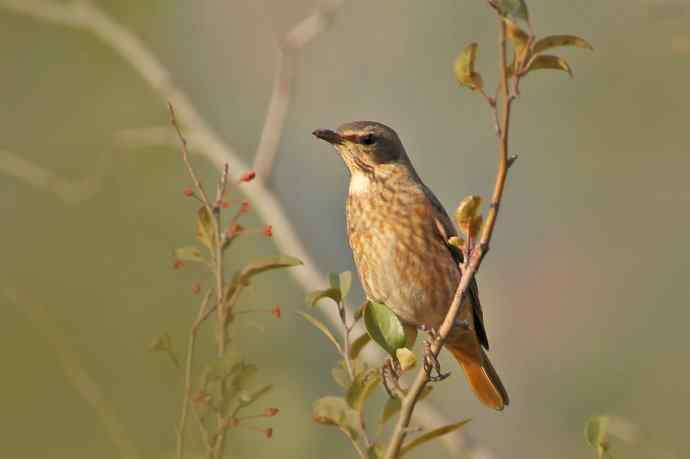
(313, 121), (509, 410)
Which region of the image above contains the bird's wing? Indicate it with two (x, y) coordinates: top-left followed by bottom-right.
(423, 185), (490, 350)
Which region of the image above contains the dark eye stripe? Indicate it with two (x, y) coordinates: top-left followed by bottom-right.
(360, 134), (375, 145)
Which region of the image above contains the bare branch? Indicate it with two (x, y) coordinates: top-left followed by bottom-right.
(0, 148), (105, 203)
(176, 290), (214, 459)
(253, 0), (346, 181)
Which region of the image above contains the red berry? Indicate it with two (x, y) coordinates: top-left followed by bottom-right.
(183, 188), (194, 197)
(263, 225), (273, 237)
(240, 171), (256, 182)
(272, 305), (281, 319)
(221, 201), (230, 209)
(227, 223), (244, 237)
(173, 260), (184, 269)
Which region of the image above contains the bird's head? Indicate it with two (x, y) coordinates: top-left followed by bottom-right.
(313, 121), (410, 176)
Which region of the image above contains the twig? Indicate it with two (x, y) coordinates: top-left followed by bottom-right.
(336, 300), (371, 451)
(0, 148), (106, 203)
(176, 290), (214, 459)
(170, 104), (231, 459)
(384, 14), (516, 459)
(4, 288), (142, 459)
(253, 0), (345, 180)
(341, 426), (368, 459)
(0, 1), (470, 455)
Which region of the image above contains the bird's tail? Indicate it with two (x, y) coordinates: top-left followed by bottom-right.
(446, 341), (509, 411)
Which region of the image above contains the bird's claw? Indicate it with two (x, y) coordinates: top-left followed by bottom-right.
(423, 335), (450, 382)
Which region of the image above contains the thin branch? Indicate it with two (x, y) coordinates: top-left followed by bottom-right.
(384, 15), (516, 459)
(176, 290), (214, 459)
(0, 1), (469, 455)
(340, 426), (368, 459)
(253, 0), (346, 180)
(4, 288), (142, 459)
(0, 148), (106, 203)
(336, 301), (371, 451)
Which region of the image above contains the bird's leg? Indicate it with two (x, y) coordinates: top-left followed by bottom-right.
(381, 357), (405, 399)
(422, 327), (451, 382)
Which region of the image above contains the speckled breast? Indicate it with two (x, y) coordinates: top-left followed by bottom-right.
(345, 175), (460, 329)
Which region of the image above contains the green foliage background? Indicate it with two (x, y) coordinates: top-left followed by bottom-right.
(1, 1), (689, 458)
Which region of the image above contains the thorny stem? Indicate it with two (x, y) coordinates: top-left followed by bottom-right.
(384, 14), (516, 459)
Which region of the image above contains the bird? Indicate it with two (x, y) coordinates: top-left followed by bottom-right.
(313, 121), (509, 410)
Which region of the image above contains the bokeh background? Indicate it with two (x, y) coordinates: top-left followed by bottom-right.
(2, 1), (689, 458)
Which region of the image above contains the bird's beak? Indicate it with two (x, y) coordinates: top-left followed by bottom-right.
(312, 129), (344, 145)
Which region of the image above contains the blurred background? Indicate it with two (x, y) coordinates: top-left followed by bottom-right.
(1, 0), (689, 458)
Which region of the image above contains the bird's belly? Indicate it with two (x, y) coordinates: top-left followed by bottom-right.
(349, 216), (459, 329)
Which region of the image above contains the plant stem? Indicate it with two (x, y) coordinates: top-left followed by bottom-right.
(384, 15), (515, 459)
(177, 290), (213, 459)
(212, 208), (228, 458)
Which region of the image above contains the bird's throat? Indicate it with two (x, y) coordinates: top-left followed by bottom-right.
(349, 172), (371, 195)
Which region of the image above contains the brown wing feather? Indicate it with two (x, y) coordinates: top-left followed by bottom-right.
(424, 185), (490, 350)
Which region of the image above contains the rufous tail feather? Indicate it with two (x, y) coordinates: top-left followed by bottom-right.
(447, 343), (509, 411)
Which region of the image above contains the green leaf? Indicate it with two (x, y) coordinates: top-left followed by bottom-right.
(400, 419), (472, 456)
(240, 255), (303, 282)
(298, 311), (342, 352)
(381, 398), (401, 425)
(306, 288), (341, 307)
(350, 333), (371, 360)
(339, 271), (353, 301)
(237, 384), (273, 409)
(196, 207), (216, 249)
(533, 35), (593, 54)
(380, 386), (433, 425)
(367, 445), (385, 459)
(205, 351), (242, 382)
(346, 368), (381, 412)
(403, 323), (418, 349)
(495, 0), (529, 21)
(503, 18), (531, 68)
(455, 195), (482, 236)
(312, 396), (361, 440)
(585, 416), (610, 459)
(353, 301), (367, 322)
(395, 347), (417, 372)
(174, 246), (206, 263)
(332, 365), (351, 389)
(504, 18), (529, 50)
(149, 332), (173, 352)
(230, 362), (258, 391)
(364, 302), (406, 356)
(526, 54), (573, 77)
(149, 332), (180, 368)
(453, 43), (483, 90)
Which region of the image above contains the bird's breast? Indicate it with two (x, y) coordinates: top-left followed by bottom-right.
(345, 180), (459, 328)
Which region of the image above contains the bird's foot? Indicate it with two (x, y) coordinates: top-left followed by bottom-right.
(382, 357), (405, 399)
(423, 334), (451, 382)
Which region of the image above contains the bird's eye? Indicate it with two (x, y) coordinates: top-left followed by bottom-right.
(361, 134), (376, 145)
